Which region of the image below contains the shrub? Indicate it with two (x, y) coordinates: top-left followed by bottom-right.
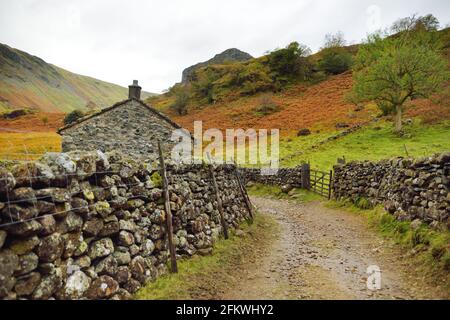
(2, 108), (32, 119)
(63, 110), (85, 125)
(191, 67), (222, 104)
(254, 95), (280, 115)
(323, 31), (347, 49)
(170, 87), (189, 115)
(267, 42), (313, 85)
(41, 116), (49, 125)
(318, 48), (353, 75)
(238, 60), (274, 95)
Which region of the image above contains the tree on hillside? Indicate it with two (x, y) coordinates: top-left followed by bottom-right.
(318, 49), (352, 75)
(348, 27), (448, 133)
(170, 85), (189, 115)
(318, 32), (353, 75)
(267, 42), (312, 85)
(322, 31), (347, 49)
(391, 14), (440, 34)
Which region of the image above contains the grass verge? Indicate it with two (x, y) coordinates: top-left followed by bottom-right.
(135, 213), (279, 300)
(326, 199), (450, 288)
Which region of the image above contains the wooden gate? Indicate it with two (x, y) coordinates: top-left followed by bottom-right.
(310, 169), (333, 199)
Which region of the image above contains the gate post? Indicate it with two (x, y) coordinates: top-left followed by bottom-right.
(301, 163), (310, 190)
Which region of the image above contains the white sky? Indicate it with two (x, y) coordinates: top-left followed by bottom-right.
(0, 0), (449, 93)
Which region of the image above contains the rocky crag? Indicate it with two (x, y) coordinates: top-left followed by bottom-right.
(181, 48), (253, 83)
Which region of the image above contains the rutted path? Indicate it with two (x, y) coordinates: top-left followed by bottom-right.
(220, 197), (448, 300)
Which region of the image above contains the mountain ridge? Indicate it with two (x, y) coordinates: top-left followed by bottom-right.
(0, 43), (154, 113)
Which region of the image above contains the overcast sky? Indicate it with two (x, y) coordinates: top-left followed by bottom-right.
(0, 0), (449, 93)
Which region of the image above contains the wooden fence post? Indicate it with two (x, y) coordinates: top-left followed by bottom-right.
(328, 170), (333, 200)
(301, 163), (310, 190)
(157, 140), (178, 273)
(232, 161), (254, 220)
(206, 154), (229, 240)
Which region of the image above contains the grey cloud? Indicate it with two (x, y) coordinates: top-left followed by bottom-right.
(0, 0), (449, 93)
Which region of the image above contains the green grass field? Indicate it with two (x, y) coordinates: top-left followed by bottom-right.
(279, 119), (450, 170)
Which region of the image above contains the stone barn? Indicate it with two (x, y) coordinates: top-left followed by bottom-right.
(58, 80), (190, 161)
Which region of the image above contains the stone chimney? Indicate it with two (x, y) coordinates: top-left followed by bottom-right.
(128, 80), (142, 100)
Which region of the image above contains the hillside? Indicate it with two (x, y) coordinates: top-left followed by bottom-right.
(149, 27), (449, 136)
(181, 48), (253, 83)
(0, 43), (153, 113)
(148, 71), (449, 136)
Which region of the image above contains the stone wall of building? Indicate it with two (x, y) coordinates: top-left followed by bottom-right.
(333, 152), (450, 227)
(59, 99), (186, 161)
(0, 151), (250, 300)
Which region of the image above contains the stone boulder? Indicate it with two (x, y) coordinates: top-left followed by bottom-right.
(63, 270), (91, 299)
(86, 275), (119, 299)
(36, 233), (64, 262)
(88, 238), (114, 260)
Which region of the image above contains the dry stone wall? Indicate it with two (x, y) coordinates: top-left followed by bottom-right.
(241, 167), (304, 188)
(333, 152), (450, 228)
(0, 151), (250, 300)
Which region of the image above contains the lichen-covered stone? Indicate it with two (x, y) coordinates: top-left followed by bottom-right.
(63, 270), (91, 299)
(11, 162), (54, 187)
(73, 255), (91, 270)
(15, 252), (39, 276)
(31, 269), (63, 300)
(10, 236), (40, 255)
(10, 187), (37, 204)
(35, 188), (70, 203)
(0, 168), (16, 193)
(1, 204), (38, 222)
(94, 201), (110, 217)
(140, 239), (155, 257)
(38, 215), (56, 236)
(83, 218), (104, 237)
(118, 231), (134, 246)
(113, 251), (131, 266)
(57, 212), (83, 234)
(88, 238), (114, 260)
(0, 250), (19, 297)
(86, 275), (119, 299)
(14, 272), (41, 296)
(62, 232), (84, 258)
(98, 221), (120, 237)
(5, 220), (43, 237)
(115, 266), (131, 285)
(95, 255), (118, 277)
(36, 233), (64, 263)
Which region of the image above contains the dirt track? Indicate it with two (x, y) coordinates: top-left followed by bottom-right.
(220, 197), (449, 300)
